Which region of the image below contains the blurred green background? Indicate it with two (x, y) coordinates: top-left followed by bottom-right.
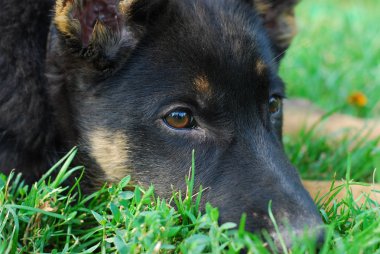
(279, 0), (380, 182)
(280, 0), (380, 118)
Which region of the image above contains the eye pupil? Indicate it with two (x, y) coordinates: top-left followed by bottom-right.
(164, 111), (194, 129)
(269, 97), (281, 114)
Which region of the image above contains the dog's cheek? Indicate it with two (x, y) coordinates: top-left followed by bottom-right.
(84, 128), (132, 183)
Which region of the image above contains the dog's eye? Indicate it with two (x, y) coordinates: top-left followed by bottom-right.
(269, 96), (282, 114)
(164, 110), (196, 129)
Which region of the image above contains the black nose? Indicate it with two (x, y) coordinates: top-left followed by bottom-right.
(316, 229), (326, 248)
(270, 223), (325, 252)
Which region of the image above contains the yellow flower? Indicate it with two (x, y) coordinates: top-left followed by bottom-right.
(347, 92), (368, 107)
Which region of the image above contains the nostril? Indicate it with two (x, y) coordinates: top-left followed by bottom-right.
(269, 225), (326, 252)
(315, 228), (326, 249)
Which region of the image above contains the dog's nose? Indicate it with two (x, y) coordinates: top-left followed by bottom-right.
(315, 229), (326, 248)
(270, 223), (325, 252)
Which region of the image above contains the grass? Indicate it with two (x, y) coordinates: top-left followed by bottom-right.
(1, 0), (380, 253)
(284, 129), (380, 182)
(280, 0), (380, 118)
(1, 149), (380, 253)
(280, 0), (380, 182)
(0, 150), (282, 253)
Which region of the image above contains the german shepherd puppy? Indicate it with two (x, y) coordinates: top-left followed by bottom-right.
(0, 0), (324, 247)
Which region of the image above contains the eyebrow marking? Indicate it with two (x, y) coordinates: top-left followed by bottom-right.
(255, 60), (267, 75)
(253, 0), (271, 14)
(194, 74), (212, 96)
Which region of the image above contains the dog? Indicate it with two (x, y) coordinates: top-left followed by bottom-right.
(0, 0), (325, 247)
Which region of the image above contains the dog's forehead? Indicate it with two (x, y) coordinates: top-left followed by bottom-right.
(152, 0), (278, 98)
(173, 0), (273, 65)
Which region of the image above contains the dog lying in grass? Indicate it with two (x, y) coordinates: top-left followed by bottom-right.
(1, 0), (379, 248)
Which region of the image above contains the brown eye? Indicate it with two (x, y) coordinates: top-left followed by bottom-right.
(164, 110), (195, 129)
(269, 96), (281, 114)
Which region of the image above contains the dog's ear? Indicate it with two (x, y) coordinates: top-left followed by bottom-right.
(245, 0), (299, 59)
(53, 0), (168, 74)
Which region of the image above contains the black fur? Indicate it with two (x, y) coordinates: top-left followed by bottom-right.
(0, 0), (323, 246)
(0, 0), (57, 180)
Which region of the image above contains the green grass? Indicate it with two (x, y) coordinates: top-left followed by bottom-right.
(284, 128), (380, 182)
(280, 0), (380, 118)
(280, 0), (380, 182)
(1, 149), (380, 253)
(1, 0), (380, 253)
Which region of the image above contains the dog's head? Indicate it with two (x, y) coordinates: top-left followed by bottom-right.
(48, 0), (323, 246)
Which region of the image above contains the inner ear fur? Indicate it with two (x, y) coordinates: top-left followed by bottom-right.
(249, 0), (300, 58)
(53, 0), (167, 74)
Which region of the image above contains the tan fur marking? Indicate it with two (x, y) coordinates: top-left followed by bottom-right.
(120, 0), (134, 14)
(255, 60), (266, 75)
(194, 75), (212, 95)
(54, 0), (80, 38)
(253, 0), (272, 14)
(89, 129), (131, 183)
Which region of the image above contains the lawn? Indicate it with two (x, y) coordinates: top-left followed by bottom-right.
(280, 0), (380, 118)
(281, 0), (380, 182)
(1, 0), (380, 253)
